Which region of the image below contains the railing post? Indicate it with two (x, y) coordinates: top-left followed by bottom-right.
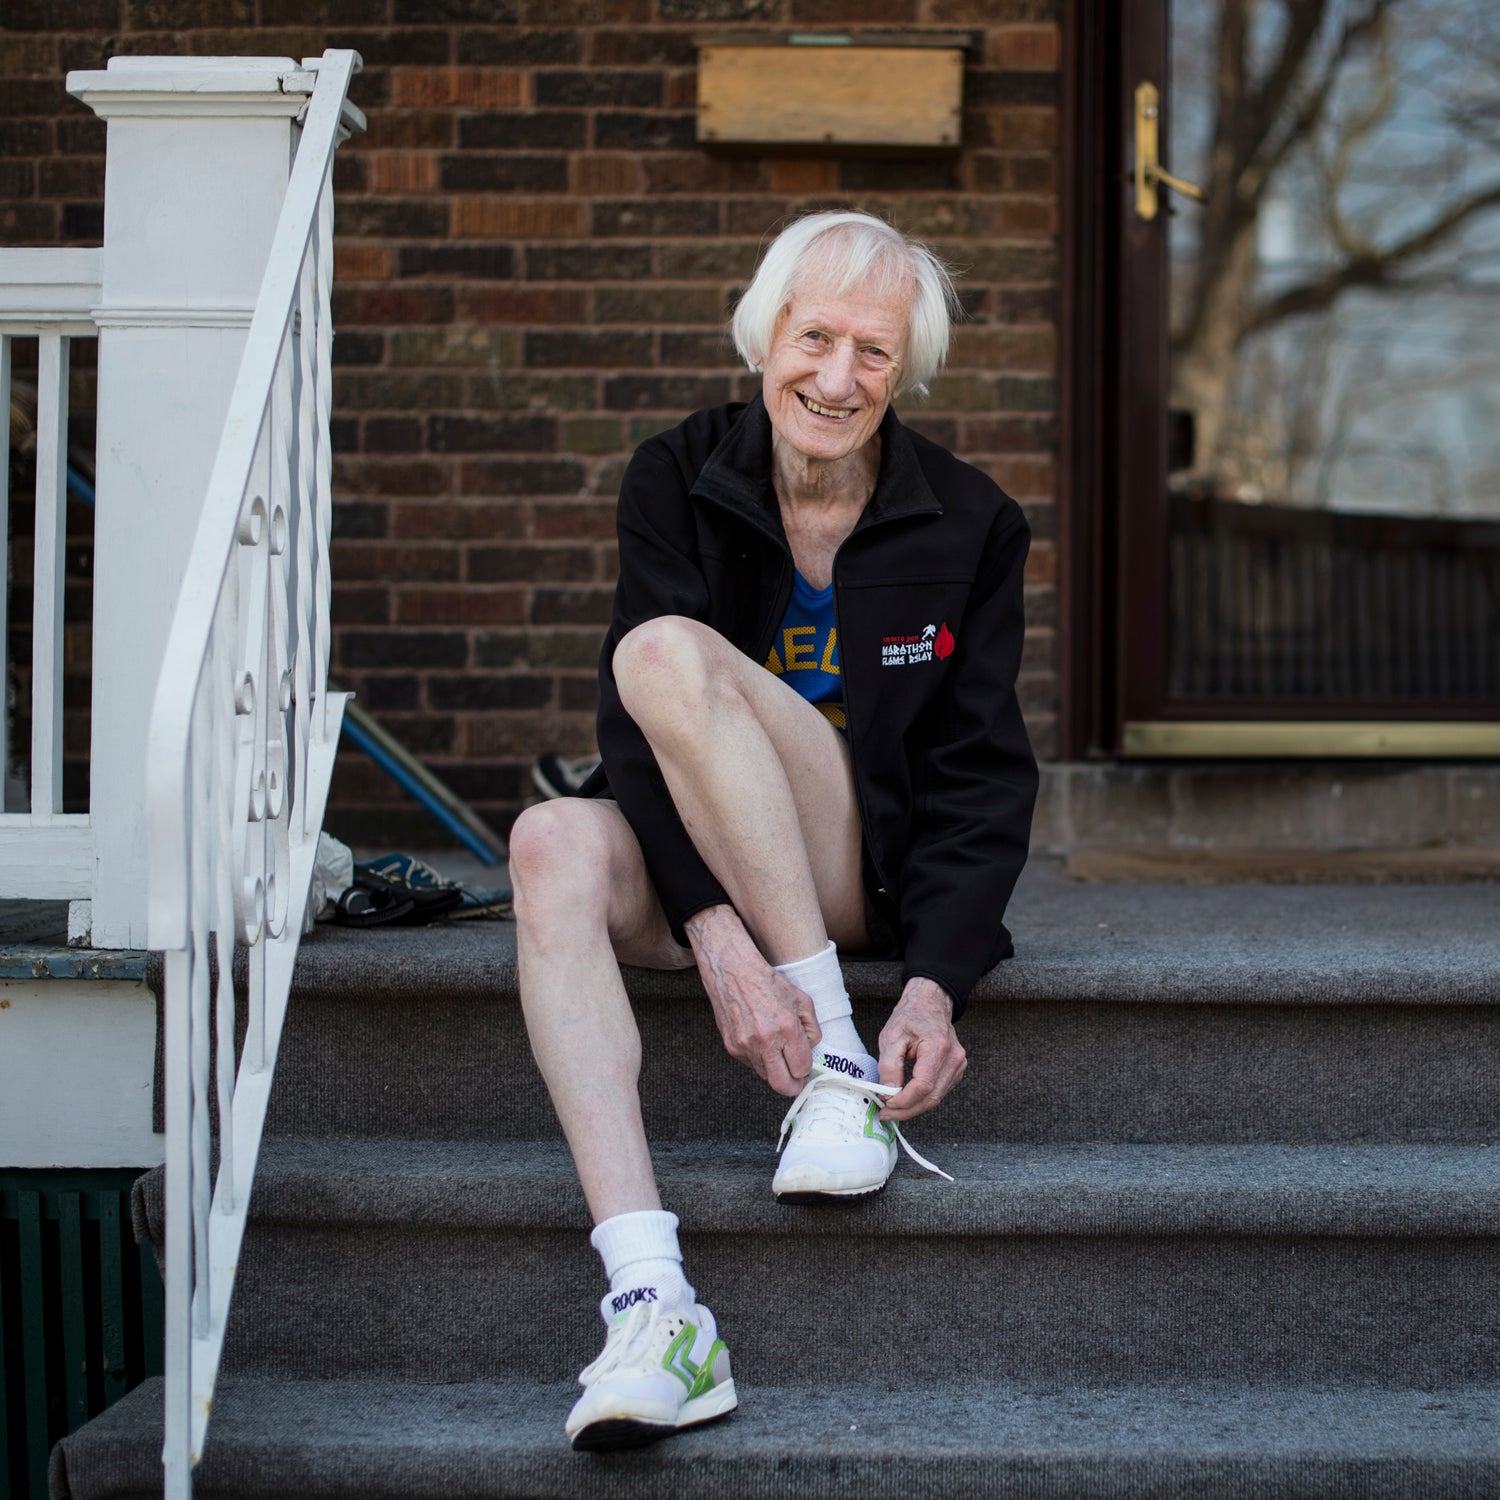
(65, 58), (314, 949)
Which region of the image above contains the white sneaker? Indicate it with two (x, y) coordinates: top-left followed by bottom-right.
(565, 1299), (736, 1451)
(772, 1059), (955, 1202)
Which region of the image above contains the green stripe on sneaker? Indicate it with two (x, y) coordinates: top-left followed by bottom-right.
(686, 1340), (727, 1400)
(663, 1325), (701, 1392)
(863, 1101), (896, 1146)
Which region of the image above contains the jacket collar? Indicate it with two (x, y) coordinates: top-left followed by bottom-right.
(689, 393), (943, 546)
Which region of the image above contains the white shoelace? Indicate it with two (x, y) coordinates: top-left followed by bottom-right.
(578, 1301), (682, 1386)
(777, 1068), (955, 1182)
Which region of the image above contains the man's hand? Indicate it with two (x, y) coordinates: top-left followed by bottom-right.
(877, 978), (965, 1121)
(685, 905), (821, 1097)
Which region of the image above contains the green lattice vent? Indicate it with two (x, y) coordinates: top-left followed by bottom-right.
(1, 1171), (164, 1500)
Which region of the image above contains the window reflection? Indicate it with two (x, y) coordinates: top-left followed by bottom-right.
(1165, 0), (1500, 701)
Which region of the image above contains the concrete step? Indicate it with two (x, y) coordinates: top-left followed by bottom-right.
(263, 862), (1500, 1145)
(135, 1139), (1500, 1389)
(53, 1375), (1500, 1500)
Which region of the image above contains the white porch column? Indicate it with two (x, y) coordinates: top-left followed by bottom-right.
(66, 58), (313, 948)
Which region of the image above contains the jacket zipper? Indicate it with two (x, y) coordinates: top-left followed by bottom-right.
(831, 530), (894, 908)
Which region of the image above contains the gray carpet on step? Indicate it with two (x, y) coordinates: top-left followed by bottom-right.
(232, 1138), (1500, 1237)
(288, 858), (1500, 1007)
(265, 989), (1500, 1144)
(53, 1377), (1500, 1500)
(87, 861), (1500, 1500)
(130, 1143), (1500, 1390)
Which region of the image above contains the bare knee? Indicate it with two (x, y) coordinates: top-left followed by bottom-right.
(508, 801), (613, 931)
(614, 615), (737, 738)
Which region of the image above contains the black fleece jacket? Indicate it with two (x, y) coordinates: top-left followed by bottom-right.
(589, 395), (1038, 1017)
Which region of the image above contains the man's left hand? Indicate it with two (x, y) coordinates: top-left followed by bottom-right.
(876, 978), (965, 1121)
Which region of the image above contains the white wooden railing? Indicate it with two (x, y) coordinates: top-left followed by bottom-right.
(0, 249), (104, 911)
(133, 51), (362, 1498)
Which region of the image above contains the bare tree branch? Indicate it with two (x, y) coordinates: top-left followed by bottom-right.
(1242, 0), (1329, 177)
(1242, 180), (1500, 332)
(1253, 0), (1395, 192)
(1314, 16), (1398, 258)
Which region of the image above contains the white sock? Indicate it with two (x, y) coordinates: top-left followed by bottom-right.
(590, 1209), (693, 1323)
(774, 940), (871, 1072)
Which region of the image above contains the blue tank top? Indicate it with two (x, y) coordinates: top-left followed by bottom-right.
(763, 570), (845, 732)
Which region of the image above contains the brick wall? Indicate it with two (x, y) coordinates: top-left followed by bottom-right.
(2, 0), (1061, 848)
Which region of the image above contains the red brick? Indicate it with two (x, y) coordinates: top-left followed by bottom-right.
(949, 325), (1056, 371)
(532, 501), (618, 540)
(0, 35), (56, 72)
(454, 286), (589, 324)
(985, 455), (1055, 499)
(520, 0), (648, 19)
(989, 197), (1057, 237)
(395, 587), (528, 625)
(662, 69), (696, 110)
(588, 28), (696, 66)
(464, 715), (596, 758)
(768, 159), (838, 195)
(7, 0), (115, 25)
(356, 110), (455, 150)
(989, 24), (1061, 69)
(336, 286), (457, 325)
(531, 587), (614, 625)
(330, 541), (461, 582)
(332, 586), (393, 626)
(392, 502), (529, 541)
(982, 106), (1058, 150)
(640, 153), (733, 196)
(960, 415), (1059, 452)
(467, 544), (595, 583)
(0, 160), (36, 197)
(333, 245), (394, 282)
(390, 67), (524, 109)
(572, 154), (643, 196)
(368, 153), (441, 193)
(459, 458), (587, 496)
(1025, 539), (1057, 586)
(451, 198), (586, 238)
(363, 417), (426, 454)
(970, 151), (1057, 194)
(791, 0), (915, 18)
(335, 459), (453, 497)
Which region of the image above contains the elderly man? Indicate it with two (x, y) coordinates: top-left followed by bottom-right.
(507, 210), (1037, 1450)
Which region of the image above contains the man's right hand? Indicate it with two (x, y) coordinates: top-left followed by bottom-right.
(684, 905), (821, 1097)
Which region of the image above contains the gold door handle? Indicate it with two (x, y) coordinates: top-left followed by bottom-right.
(1135, 81), (1208, 220)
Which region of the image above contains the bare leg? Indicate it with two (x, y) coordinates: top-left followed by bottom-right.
(509, 797), (692, 1225)
(514, 619), (870, 1220)
(613, 615), (868, 963)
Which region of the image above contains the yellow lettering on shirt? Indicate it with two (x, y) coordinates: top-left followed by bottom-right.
(765, 645), (784, 675)
(821, 629), (840, 676)
(783, 625), (817, 671)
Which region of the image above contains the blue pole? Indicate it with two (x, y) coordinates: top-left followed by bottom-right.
(339, 714), (502, 865)
(67, 465), (95, 506)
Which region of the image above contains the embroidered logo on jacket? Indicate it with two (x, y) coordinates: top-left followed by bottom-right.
(881, 622), (955, 667)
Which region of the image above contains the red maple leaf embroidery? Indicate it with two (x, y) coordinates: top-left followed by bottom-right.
(934, 621), (955, 660)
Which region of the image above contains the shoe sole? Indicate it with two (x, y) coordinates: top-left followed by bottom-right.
(570, 1380), (738, 1452)
(774, 1179), (890, 1205)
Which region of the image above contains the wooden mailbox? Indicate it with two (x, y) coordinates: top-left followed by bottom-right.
(697, 42), (965, 151)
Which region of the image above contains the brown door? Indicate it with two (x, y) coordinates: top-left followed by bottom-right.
(1099, 0), (1500, 757)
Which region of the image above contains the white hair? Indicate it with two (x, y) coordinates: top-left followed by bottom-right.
(730, 210), (960, 399)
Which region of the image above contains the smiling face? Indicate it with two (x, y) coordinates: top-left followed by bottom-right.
(760, 283), (912, 469)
